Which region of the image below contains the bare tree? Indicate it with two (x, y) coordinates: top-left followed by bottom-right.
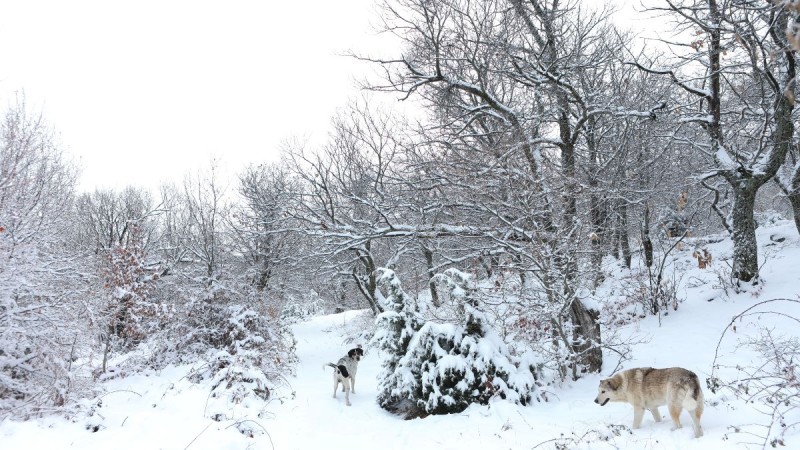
(74, 186), (160, 252)
(283, 101), (412, 314)
(776, 1), (800, 235)
(633, 0), (796, 285)
(234, 162), (303, 293)
(181, 161), (230, 283)
(360, 0), (672, 375)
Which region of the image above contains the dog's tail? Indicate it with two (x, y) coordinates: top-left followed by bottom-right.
(323, 363), (338, 372)
(682, 372), (704, 411)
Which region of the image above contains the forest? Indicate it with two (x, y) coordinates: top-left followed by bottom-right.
(2, 1), (800, 445)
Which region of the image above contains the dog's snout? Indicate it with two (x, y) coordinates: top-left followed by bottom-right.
(594, 398), (599, 404)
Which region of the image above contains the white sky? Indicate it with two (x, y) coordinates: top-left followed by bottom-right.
(0, 0), (388, 192)
(0, 0), (658, 193)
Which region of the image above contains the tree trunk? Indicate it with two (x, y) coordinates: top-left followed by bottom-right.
(730, 186), (759, 284)
(642, 203), (653, 268)
(618, 202), (632, 268)
(560, 131), (579, 282)
(513, 253), (527, 287)
(790, 194), (800, 237)
(776, 162), (800, 236)
(587, 117), (604, 287)
(353, 241), (385, 315)
(421, 243), (440, 307)
(561, 134), (602, 373)
(590, 199), (604, 286)
(255, 257), (271, 291)
(790, 165), (800, 236)
(352, 268), (383, 315)
(569, 298), (602, 377)
(335, 278), (347, 314)
(101, 332), (111, 374)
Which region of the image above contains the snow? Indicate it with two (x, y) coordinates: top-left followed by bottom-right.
(679, 114), (714, 124)
(715, 146), (737, 171)
(2, 221), (800, 449)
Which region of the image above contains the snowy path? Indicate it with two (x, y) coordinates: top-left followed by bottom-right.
(266, 311), (391, 449)
(264, 309), (724, 450)
(266, 310), (545, 450)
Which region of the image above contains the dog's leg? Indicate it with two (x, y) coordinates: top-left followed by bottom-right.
(649, 407), (662, 422)
(344, 380), (351, 406)
(668, 404), (683, 431)
(633, 406), (645, 429)
(689, 404), (704, 438)
(332, 375), (338, 399)
(350, 374), (356, 394)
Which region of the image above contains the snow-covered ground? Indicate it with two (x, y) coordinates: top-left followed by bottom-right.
(2, 221), (799, 449)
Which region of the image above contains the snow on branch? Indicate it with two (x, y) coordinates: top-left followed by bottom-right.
(624, 61), (713, 100)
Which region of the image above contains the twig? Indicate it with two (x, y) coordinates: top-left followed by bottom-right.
(183, 422), (213, 450)
(100, 389), (143, 398)
(711, 298), (800, 374)
(225, 420), (275, 449)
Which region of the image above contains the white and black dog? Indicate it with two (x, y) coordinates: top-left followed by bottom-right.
(323, 362), (352, 406)
(323, 345), (364, 406)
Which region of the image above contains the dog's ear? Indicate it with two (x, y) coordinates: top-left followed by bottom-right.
(606, 376), (621, 391)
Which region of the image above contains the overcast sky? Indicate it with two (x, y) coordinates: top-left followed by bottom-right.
(0, 0), (390, 192)
(0, 0), (655, 193)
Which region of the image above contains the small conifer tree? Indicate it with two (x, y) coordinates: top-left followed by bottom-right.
(375, 268), (539, 418)
(372, 268), (423, 414)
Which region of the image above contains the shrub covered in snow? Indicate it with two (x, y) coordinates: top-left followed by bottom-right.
(375, 268), (539, 418)
(153, 284), (297, 420)
(98, 224), (167, 376)
(0, 236), (82, 419)
(373, 268), (423, 413)
(0, 310), (73, 418)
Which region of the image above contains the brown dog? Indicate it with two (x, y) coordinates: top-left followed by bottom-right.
(595, 367), (704, 438)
